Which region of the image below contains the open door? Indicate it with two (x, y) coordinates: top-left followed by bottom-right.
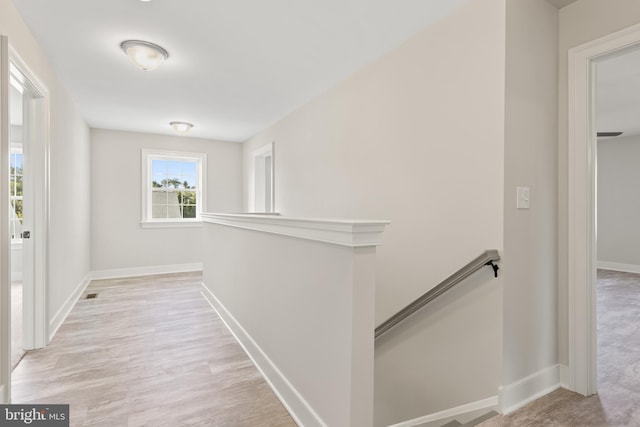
(10, 53), (49, 353)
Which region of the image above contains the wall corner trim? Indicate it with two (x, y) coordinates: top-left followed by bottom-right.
(499, 364), (561, 414)
(200, 282), (327, 427)
(559, 364), (570, 389)
(49, 273), (91, 342)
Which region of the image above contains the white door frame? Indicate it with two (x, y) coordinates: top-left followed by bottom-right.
(567, 23), (640, 396)
(250, 142), (275, 213)
(9, 45), (50, 351)
(0, 36), (50, 403)
(0, 34), (10, 404)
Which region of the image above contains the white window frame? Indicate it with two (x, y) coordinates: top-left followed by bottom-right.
(9, 145), (23, 243)
(141, 149), (207, 228)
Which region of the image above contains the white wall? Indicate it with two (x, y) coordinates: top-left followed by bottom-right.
(0, 0), (91, 338)
(244, 0), (505, 325)
(503, 0), (559, 392)
(90, 129), (242, 272)
(375, 271), (502, 426)
(558, 0), (640, 368)
(202, 216), (383, 427)
(597, 136), (640, 269)
(243, 0), (506, 421)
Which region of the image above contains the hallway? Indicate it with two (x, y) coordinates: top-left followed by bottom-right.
(11, 272), (296, 426)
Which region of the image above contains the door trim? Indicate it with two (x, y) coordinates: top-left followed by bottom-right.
(0, 36), (50, 403)
(8, 45), (50, 351)
(0, 34), (10, 404)
(567, 22), (640, 396)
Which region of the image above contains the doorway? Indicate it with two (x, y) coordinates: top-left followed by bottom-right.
(567, 23), (640, 397)
(9, 71), (27, 370)
(0, 38), (50, 402)
(593, 47), (640, 414)
(251, 142), (275, 213)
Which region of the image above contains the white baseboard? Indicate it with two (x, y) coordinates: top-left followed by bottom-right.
(387, 396), (499, 427)
(499, 364), (560, 414)
(49, 273), (91, 342)
(200, 283), (325, 427)
(597, 261), (640, 274)
(90, 262), (203, 280)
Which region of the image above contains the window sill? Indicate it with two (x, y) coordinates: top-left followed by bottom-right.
(140, 221), (203, 229)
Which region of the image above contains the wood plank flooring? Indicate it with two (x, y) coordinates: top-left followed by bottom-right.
(478, 269), (640, 426)
(11, 281), (25, 370)
(11, 272), (297, 427)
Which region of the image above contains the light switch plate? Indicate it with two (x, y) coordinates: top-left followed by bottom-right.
(517, 187), (530, 209)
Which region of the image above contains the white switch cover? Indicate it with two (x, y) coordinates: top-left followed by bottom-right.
(517, 187), (530, 209)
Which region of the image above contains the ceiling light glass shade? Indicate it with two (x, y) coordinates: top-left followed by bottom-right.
(170, 121), (194, 135)
(120, 40), (169, 71)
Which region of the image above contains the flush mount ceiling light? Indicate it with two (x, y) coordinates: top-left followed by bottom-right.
(120, 40), (168, 71)
(170, 121), (194, 135)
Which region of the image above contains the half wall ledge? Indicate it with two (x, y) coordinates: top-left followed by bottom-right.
(201, 212), (390, 247)
(201, 212), (390, 426)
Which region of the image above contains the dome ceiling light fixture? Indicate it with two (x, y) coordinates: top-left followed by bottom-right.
(120, 40), (169, 71)
(170, 121), (194, 136)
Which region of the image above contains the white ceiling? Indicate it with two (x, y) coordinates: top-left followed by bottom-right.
(13, 0), (471, 142)
(597, 47), (640, 139)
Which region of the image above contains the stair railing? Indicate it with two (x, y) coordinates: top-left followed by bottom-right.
(375, 249), (500, 339)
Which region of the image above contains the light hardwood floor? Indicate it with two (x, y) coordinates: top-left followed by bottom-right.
(11, 272), (297, 427)
(479, 269), (640, 426)
(11, 281), (25, 370)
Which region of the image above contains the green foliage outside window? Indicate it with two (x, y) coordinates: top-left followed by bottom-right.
(151, 160), (198, 219)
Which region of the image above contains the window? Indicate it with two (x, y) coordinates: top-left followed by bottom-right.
(10, 149), (23, 240)
(141, 149), (207, 227)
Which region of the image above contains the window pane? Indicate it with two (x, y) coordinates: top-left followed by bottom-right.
(152, 190), (168, 205)
(14, 175), (22, 197)
(12, 200), (23, 220)
(183, 205), (196, 218)
(167, 161), (182, 176)
(167, 192), (179, 206)
(152, 205), (167, 219)
(166, 204), (181, 218)
(182, 175), (196, 189)
(152, 159), (167, 173)
(11, 153), (23, 170)
(182, 191), (196, 206)
(164, 178), (182, 188)
(182, 161), (196, 176)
